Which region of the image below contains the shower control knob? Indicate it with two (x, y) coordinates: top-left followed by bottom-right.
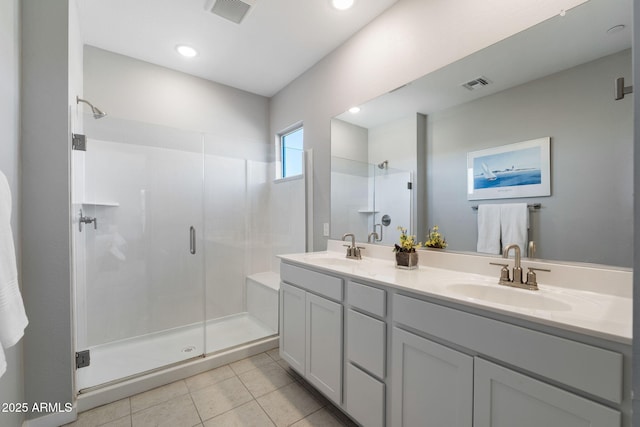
(79, 209), (98, 232)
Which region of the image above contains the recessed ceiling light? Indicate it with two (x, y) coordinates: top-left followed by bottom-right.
(349, 106), (360, 114)
(176, 45), (198, 58)
(332, 0), (354, 11)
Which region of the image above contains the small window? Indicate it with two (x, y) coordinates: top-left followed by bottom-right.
(279, 126), (304, 179)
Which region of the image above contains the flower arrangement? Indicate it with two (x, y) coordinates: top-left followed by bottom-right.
(393, 226), (420, 253)
(424, 225), (447, 249)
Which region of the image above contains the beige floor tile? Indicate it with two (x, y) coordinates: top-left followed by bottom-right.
(64, 399), (130, 427)
(185, 365), (236, 392)
(297, 379), (330, 408)
(290, 408), (346, 427)
(256, 382), (323, 427)
(275, 359), (303, 381)
(324, 405), (358, 427)
(266, 347), (281, 361)
(130, 380), (189, 413)
(238, 361), (295, 398)
(229, 353), (274, 375)
(101, 416), (132, 427)
(131, 394), (201, 427)
(202, 400), (276, 427)
(191, 376), (254, 421)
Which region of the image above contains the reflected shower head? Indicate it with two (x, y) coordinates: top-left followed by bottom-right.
(76, 96), (107, 119)
(378, 160), (388, 169)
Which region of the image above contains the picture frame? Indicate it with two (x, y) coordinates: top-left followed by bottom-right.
(467, 137), (551, 200)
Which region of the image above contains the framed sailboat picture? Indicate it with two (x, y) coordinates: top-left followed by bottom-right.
(467, 137), (551, 200)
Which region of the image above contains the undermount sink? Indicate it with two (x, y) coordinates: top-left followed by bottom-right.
(447, 283), (572, 311)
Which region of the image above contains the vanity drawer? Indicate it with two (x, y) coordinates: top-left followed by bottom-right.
(347, 309), (385, 379)
(281, 262), (343, 301)
(348, 281), (386, 317)
(346, 363), (385, 427)
(393, 294), (624, 404)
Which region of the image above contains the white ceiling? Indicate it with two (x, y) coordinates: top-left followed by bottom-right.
(77, 0), (399, 97)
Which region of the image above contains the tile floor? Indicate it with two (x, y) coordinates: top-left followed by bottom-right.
(62, 348), (358, 427)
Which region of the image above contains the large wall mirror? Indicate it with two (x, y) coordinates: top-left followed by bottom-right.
(330, 0), (633, 268)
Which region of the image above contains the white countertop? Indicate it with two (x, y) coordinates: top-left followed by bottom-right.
(279, 244), (632, 345)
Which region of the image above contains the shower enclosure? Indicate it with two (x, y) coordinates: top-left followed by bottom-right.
(331, 156), (412, 245)
(72, 114), (305, 391)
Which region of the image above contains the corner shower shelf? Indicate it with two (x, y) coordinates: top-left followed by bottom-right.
(81, 201), (120, 207)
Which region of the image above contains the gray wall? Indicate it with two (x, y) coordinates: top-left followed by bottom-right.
(331, 119), (368, 162)
(426, 50), (632, 267)
(0, 0), (24, 425)
(83, 46), (269, 140)
(21, 0), (79, 420)
(269, 0), (576, 250)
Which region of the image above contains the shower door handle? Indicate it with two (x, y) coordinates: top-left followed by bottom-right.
(189, 226), (196, 254)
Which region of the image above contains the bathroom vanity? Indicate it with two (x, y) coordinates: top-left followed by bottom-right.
(278, 241), (632, 427)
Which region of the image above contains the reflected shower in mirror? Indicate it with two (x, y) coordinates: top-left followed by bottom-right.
(331, 155), (412, 246)
(330, 0), (632, 267)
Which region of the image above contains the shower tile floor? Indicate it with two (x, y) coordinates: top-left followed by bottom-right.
(63, 349), (358, 427)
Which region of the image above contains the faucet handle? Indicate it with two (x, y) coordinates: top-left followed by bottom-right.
(525, 267), (550, 288)
(490, 262), (511, 284)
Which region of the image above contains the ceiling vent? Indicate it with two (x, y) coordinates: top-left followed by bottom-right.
(462, 76), (491, 91)
(204, 0), (256, 24)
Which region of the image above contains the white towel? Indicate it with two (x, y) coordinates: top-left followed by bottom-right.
(477, 204), (501, 254)
(0, 343), (5, 380)
(500, 203), (529, 256)
(0, 170), (28, 378)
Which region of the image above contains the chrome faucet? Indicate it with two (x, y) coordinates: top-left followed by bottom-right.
(367, 231), (379, 243)
(490, 243), (550, 291)
(342, 233), (364, 260)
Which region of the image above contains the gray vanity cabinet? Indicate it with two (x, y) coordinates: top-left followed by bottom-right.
(474, 358), (621, 427)
(280, 260), (629, 427)
(391, 327), (473, 427)
(279, 264), (344, 405)
(393, 293), (624, 427)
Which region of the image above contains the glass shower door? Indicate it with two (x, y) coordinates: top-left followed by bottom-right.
(73, 116), (205, 391)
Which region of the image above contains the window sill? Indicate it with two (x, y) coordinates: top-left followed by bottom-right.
(274, 174), (304, 184)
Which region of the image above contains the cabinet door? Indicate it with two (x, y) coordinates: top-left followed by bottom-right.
(279, 283), (306, 374)
(474, 358), (621, 427)
(391, 327), (473, 427)
(306, 292), (343, 404)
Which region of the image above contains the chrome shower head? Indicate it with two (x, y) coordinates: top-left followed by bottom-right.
(378, 160), (388, 169)
(76, 96), (107, 119)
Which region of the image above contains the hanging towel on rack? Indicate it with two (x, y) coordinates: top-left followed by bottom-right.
(0, 170), (28, 378)
(500, 203), (529, 256)
(477, 204), (501, 254)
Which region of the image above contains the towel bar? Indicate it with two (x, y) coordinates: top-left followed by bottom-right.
(471, 203), (541, 211)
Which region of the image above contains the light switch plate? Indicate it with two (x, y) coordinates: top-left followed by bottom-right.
(323, 223), (330, 237)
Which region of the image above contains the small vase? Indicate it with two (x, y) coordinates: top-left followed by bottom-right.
(395, 251), (418, 270)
